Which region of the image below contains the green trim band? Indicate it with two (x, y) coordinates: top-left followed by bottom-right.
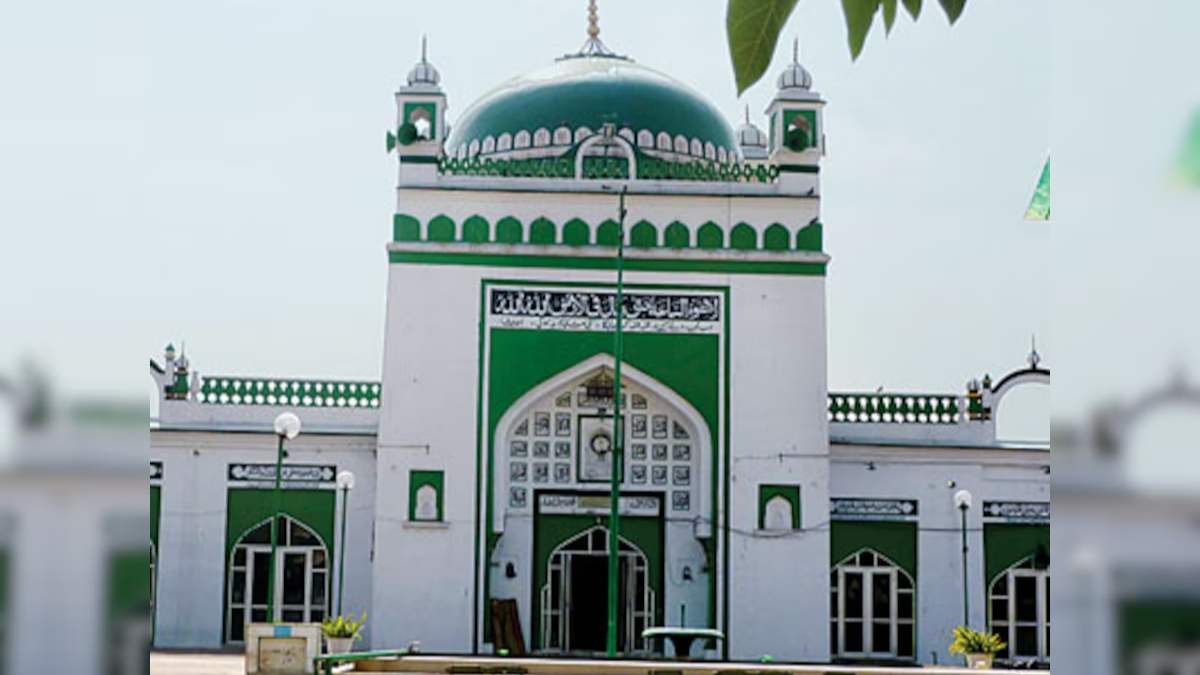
(400, 155), (440, 165)
(777, 165), (820, 174)
(389, 249), (827, 276)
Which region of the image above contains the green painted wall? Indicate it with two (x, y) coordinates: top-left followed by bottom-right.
(108, 549), (152, 622)
(757, 485), (801, 529)
(409, 470), (445, 521)
(831, 521), (918, 579)
(224, 489), (336, 561)
(483, 322), (723, 636)
(151, 486), (161, 548)
(983, 524), (1049, 585)
(531, 511), (664, 649)
(1120, 599), (1200, 671)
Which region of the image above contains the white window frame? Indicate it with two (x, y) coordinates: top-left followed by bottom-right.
(989, 557), (1050, 665)
(830, 549), (915, 660)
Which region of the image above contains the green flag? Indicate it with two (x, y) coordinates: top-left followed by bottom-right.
(1025, 157), (1050, 221)
(1174, 110), (1200, 188)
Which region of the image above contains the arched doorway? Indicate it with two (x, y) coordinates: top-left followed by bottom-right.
(540, 526), (654, 654)
(830, 549), (916, 660)
(225, 515), (329, 643)
(988, 554), (1050, 664)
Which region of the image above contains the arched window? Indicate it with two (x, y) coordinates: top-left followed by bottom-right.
(225, 515), (329, 643)
(988, 555), (1049, 664)
(830, 550), (915, 660)
(763, 496), (793, 531)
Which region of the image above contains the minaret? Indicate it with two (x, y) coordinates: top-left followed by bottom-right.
(736, 105), (769, 163)
(391, 36), (447, 183)
(765, 39), (825, 193)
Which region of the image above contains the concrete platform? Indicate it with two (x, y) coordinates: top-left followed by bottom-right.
(150, 651), (245, 675)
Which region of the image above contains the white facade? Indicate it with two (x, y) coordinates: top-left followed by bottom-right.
(146, 32), (1050, 668)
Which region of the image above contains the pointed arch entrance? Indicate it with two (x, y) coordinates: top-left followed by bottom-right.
(225, 514), (329, 643)
(540, 526), (654, 654)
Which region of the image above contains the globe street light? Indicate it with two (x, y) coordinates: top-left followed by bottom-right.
(336, 469), (356, 617)
(267, 412), (301, 623)
(954, 489), (973, 628)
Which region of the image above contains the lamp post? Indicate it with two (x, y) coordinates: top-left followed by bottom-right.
(268, 412), (302, 623)
(954, 489), (973, 628)
(606, 182), (628, 657)
(336, 470), (356, 617)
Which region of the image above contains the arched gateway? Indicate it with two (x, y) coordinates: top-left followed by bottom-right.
(487, 358), (712, 655)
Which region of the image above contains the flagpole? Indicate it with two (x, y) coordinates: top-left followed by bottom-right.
(606, 184), (628, 657)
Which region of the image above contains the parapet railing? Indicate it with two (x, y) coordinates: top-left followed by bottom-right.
(195, 375), (382, 408)
(828, 392), (964, 425)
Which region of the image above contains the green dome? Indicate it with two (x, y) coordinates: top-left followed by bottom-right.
(446, 55), (739, 161)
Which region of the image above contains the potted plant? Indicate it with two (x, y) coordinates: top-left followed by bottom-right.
(949, 625), (1006, 669)
(321, 612), (367, 655)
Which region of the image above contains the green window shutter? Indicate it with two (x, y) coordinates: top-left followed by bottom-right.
(462, 215), (490, 243)
(630, 220), (658, 248)
(664, 221), (690, 248)
(696, 222), (724, 249)
(831, 521), (918, 579)
(595, 219), (620, 246)
(758, 485), (801, 529)
(495, 217), (524, 244)
(984, 524), (1049, 586)
(529, 218), (557, 245)
(730, 223), (758, 250)
(427, 215), (456, 242)
(763, 224), (790, 251)
(562, 218), (590, 246)
(409, 470), (445, 522)
(393, 214), (421, 242)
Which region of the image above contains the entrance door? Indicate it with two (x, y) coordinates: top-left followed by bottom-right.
(227, 516), (329, 643)
(541, 526), (654, 654)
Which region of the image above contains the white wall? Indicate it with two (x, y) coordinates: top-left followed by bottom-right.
(150, 430), (377, 648)
(830, 444), (1050, 665)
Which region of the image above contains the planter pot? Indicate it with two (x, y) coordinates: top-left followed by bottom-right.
(325, 636), (356, 655)
(965, 653), (995, 669)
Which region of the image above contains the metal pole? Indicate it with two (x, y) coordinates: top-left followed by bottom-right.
(606, 185), (628, 657)
(960, 505), (970, 628)
(267, 434), (285, 623)
(337, 485), (350, 617)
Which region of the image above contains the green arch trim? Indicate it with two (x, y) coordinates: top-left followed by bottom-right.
(696, 222), (724, 249)
(394, 214), (420, 242)
(630, 220), (658, 248)
(763, 223), (790, 251)
(462, 215), (490, 243)
(730, 223), (757, 250)
(428, 215), (456, 242)
(664, 221), (690, 249)
(529, 217), (557, 245)
(796, 221), (823, 251)
(496, 217), (524, 244)
(562, 218), (590, 246)
(596, 219), (620, 246)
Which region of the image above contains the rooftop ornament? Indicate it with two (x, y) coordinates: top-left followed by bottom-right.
(563, 0), (627, 61)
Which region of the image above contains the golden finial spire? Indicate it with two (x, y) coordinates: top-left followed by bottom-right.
(588, 0), (600, 40)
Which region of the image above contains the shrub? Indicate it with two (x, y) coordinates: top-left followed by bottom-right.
(321, 612), (367, 641)
(949, 625), (1006, 655)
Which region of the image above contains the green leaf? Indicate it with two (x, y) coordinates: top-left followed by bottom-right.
(1024, 157), (1050, 221)
(938, 0), (967, 24)
(902, 0), (922, 19)
(727, 0), (801, 95)
(842, 0), (881, 60)
(882, 0), (898, 34)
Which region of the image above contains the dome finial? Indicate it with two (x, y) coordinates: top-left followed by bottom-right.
(588, 0), (600, 40)
(405, 35), (441, 88)
(793, 37), (800, 64)
(421, 34), (428, 64)
(744, 104), (750, 126)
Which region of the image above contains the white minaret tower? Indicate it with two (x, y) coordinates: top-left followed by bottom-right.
(391, 36), (447, 183)
(765, 39), (825, 194)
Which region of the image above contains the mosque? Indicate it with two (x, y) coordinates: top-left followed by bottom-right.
(148, 7), (1050, 667)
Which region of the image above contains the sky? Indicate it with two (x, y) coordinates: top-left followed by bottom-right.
(0, 0), (1052, 440)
